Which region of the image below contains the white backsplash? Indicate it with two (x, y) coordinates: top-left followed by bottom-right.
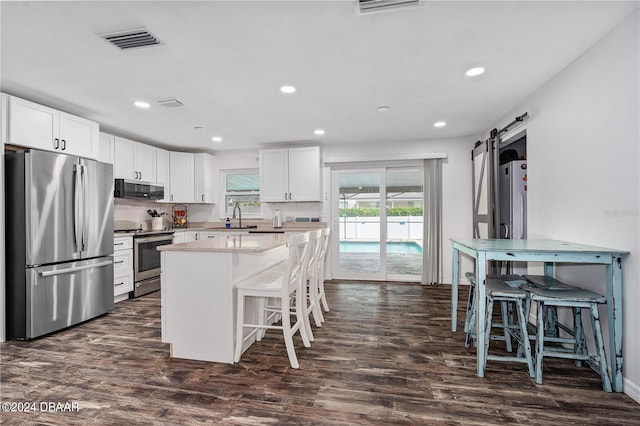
(114, 199), (216, 230)
(262, 202), (325, 223)
(114, 198), (325, 229)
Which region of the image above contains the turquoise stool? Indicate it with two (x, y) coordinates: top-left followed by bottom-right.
(483, 278), (535, 376)
(526, 285), (612, 392)
(464, 273), (528, 349)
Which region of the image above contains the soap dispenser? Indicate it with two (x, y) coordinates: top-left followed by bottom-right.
(273, 209), (282, 228)
(225, 217), (231, 229)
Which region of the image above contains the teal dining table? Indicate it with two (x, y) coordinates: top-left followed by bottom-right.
(450, 238), (629, 392)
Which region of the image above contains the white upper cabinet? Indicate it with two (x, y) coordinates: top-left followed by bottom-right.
(98, 132), (114, 164)
(260, 146), (321, 202)
(114, 136), (156, 182)
(169, 151), (195, 203)
(5, 94), (98, 159)
(194, 153), (216, 203)
(156, 147), (171, 203)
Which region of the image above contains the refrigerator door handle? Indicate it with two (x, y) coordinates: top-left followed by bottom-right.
(501, 223), (509, 239)
(40, 260), (113, 277)
(73, 164), (83, 253)
(81, 164), (89, 252)
(518, 193), (525, 239)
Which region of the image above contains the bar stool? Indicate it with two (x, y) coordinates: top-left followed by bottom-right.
(482, 278), (535, 376)
(464, 273), (528, 349)
(304, 229), (324, 333)
(316, 227), (331, 314)
(234, 232), (312, 369)
(526, 285), (612, 392)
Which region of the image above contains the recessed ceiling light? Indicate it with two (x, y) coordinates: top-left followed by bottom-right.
(466, 67), (485, 77)
(211, 136), (223, 143)
(314, 129), (325, 136)
(134, 101), (150, 109)
(434, 121), (446, 128)
(377, 106), (390, 112)
(280, 85), (296, 94)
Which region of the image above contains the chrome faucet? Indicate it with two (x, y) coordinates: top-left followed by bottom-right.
(232, 203), (242, 229)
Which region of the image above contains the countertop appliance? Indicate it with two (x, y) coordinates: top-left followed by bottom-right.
(114, 178), (164, 200)
(132, 231), (174, 297)
(5, 149), (114, 339)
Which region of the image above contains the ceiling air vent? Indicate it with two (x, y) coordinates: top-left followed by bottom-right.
(357, 0), (422, 14)
(157, 99), (184, 108)
(100, 28), (163, 50)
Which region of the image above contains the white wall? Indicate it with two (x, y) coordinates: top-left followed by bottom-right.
(492, 11), (639, 400)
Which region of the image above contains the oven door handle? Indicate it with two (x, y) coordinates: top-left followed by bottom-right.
(135, 235), (174, 244)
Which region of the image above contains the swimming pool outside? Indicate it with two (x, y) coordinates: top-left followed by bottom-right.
(339, 241), (423, 255)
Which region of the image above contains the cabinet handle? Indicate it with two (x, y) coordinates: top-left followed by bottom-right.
(114, 242), (124, 246)
(202, 194), (205, 202)
(115, 282), (125, 286)
(207, 235), (215, 238)
(61, 139), (66, 150)
(114, 260), (124, 264)
(195, 234), (199, 240)
(284, 192), (288, 200)
(289, 192), (292, 200)
(139, 172), (142, 180)
(171, 194), (174, 201)
(53, 138), (60, 149)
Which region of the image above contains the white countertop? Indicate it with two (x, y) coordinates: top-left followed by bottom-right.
(158, 233), (289, 253)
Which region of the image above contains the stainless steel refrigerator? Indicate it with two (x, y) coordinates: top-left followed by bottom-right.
(499, 159), (527, 274)
(5, 148), (114, 339)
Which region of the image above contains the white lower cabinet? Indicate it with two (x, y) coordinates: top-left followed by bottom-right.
(113, 236), (134, 303)
(184, 230), (249, 242)
(172, 231), (186, 244)
(184, 231), (218, 241)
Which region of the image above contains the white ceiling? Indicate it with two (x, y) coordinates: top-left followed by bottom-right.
(1, 1), (637, 153)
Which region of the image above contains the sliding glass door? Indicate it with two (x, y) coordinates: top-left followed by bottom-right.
(385, 167), (424, 281)
(332, 166), (424, 281)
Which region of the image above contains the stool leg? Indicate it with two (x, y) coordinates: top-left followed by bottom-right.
(573, 307), (586, 367)
(256, 297), (267, 342)
(515, 298), (535, 378)
(234, 291), (246, 363)
(501, 300), (513, 353)
(535, 300), (545, 384)
(545, 306), (559, 338)
(590, 303), (612, 392)
(464, 280), (476, 334)
(465, 299), (476, 348)
(483, 297), (495, 374)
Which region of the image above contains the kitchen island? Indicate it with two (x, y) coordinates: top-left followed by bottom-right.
(158, 233), (290, 363)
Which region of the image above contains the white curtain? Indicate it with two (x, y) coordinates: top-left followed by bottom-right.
(422, 158), (442, 285)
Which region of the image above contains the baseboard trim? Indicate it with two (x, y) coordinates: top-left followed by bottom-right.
(624, 378), (640, 404)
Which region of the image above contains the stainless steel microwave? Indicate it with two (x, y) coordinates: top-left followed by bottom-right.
(114, 179), (164, 200)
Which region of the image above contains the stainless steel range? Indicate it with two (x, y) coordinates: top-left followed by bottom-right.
(115, 229), (174, 297)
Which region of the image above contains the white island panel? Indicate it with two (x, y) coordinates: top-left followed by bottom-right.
(159, 233), (291, 363)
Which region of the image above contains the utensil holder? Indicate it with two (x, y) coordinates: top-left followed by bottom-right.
(151, 217), (163, 231)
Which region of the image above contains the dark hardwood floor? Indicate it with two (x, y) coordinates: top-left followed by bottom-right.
(1, 282), (638, 425)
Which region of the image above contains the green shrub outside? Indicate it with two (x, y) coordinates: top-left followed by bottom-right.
(339, 207), (423, 217)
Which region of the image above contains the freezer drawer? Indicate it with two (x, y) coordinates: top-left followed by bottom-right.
(12, 258), (114, 339)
